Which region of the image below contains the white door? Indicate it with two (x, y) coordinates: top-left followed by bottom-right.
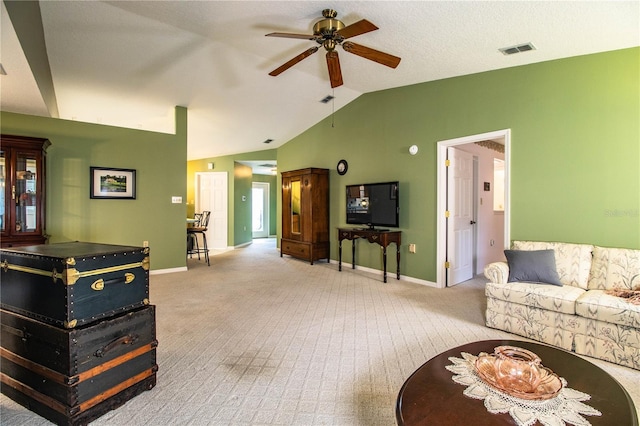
(252, 182), (269, 238)
(196, 172), (228, 249)
(447, 147), (474, 285)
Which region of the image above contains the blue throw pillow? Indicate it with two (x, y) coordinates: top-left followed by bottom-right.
(504, 249), (563, 286)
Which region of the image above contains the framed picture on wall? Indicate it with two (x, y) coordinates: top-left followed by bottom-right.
(90, 167), (136, 199)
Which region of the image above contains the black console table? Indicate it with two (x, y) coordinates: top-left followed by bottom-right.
(337, 228), (401, 283)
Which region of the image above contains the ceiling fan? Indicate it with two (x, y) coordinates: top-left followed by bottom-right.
(266, 9), (401, 88)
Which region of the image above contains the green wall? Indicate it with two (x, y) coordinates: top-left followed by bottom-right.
(11, 48), (636, 278)
(277, 47), (640, 282)
(1, 108), (188, 271)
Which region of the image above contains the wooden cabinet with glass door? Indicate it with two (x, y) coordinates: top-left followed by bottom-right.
(1, 135), (51, 247)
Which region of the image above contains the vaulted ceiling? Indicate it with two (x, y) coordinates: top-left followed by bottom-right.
(2, 1), (638, 161)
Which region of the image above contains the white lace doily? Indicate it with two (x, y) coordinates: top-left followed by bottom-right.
(446, 352), (602, 426)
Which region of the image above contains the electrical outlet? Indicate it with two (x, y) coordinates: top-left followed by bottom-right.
(143, 241), (149, 247)
(409, 244), (416, 253)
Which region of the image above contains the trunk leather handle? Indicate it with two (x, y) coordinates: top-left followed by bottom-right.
(94, 333), (139, 357)
(1, 324), (26, 340)
(91, 272), (135, 291)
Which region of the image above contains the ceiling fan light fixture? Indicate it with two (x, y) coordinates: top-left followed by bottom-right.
(323, 39), (337, 52)
(313, 9), (345, 38)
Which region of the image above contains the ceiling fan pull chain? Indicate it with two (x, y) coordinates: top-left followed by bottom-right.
(332, 88), (335, 128)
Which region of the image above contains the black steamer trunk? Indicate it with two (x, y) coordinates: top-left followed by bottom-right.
(0, 242), (150, 328)
(0, 242), (157, 425)
(0, 306), (157, 425)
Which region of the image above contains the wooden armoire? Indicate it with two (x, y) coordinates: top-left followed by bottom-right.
(281, 168), (329, 264)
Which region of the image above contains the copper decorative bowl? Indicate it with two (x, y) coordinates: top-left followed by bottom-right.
(474, 346), (562, 400)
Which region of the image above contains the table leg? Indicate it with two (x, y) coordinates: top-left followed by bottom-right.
(339, 239), (343, 271)
(396, 244), (401, 280)
(352, 240), (356, 269)
(383, 245), (388, 283)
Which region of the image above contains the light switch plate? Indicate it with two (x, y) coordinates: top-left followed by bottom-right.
(171, 196), (182, 204)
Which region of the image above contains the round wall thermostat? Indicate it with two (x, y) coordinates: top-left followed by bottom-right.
(409, 145), (418, 155)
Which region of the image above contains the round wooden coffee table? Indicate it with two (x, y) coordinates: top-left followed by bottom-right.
(396, 340), (638, 425)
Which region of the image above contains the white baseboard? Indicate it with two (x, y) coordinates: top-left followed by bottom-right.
(150, 266), (188, 275)
(327, 259), (438, 287)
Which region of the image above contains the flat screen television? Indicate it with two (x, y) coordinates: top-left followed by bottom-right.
(346, 181), (399, 230)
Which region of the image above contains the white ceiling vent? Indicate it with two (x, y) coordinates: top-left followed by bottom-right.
(499, 43), (536, 56)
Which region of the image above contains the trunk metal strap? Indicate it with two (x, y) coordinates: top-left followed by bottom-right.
(0, 257), (149, 286)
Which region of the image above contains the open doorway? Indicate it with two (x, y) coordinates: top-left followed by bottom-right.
(252, 182), (270, 239)
(436, 129), (511, 288)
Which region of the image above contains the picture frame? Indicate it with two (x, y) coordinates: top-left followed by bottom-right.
(90, 167), (136, 199)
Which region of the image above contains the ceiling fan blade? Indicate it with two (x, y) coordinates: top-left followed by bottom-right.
(342, 41), (401, 68)
(326, 51), (343, 88)
(265, 32), (318, 41)
(269, 47), (319, 76)
(336, 19), (378, 40)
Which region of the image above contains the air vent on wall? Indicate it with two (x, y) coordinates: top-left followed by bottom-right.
(320, 95), (334, 104)
(263, 139), (274, 144)
(499, 42), (536, 56)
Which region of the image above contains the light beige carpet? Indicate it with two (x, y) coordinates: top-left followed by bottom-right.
(1, 238), (638, 425)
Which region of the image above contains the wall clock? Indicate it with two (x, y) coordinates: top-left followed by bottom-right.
(337, 159), (348, 175)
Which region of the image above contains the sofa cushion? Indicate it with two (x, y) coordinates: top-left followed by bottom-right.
(512, 241), (594, 289)
(587, 246), (640, 290)
(575, 289), (640, 329)
(504, 249), (562, 286)
(486, 281), (585, 315)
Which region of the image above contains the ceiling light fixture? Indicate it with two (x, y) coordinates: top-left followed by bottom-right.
(499, 42), (536, 56)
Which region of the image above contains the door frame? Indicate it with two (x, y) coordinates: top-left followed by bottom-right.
(436, 129), (511, 288)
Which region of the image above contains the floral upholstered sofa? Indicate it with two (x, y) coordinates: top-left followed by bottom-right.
(484, 241), (640, 370)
